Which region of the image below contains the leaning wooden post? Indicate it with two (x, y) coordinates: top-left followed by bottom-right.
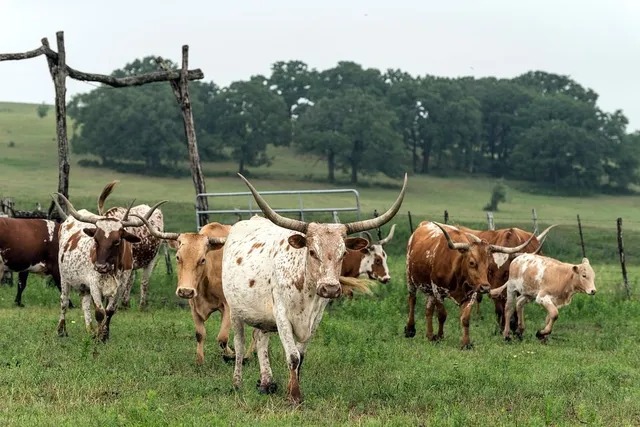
(531, 208), (538, 235)
(44, 32), (70, 216)
(373, 209), (382, 240)
(616, 217), (630, 300)
(486, 212), (494, 230)
(577, 214), (586, 258)
(444, 210), (449, 224)
(161, 46), (209, 227)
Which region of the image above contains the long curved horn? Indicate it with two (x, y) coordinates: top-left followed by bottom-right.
(50, 194), (68, 221)
(345, 174), (408, 235)
(54, 193), (103, 224)
(121, 199), (135, 222)
(130, 212), (179, 240)
(122, 200), (167, 228)
(433, 222), (470, 251)
(362, 231), (373, 243)
(378, 224), (396, 245)
(464, 232), (482, 243)
(532, 224), (557, 254)
(489, 230), (537, 254)
(97, 180), (119, 215)
(237, 173), (308, 233)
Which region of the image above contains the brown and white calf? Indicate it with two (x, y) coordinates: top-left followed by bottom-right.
(96, 181), (165, 309)
(490, 254), (596, 342)
(52, 192), (163, 342)
(132, 215), (238, 364)
(222, 173), (407, 404)
(0, 217), (61, 306)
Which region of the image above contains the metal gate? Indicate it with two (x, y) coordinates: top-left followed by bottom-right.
(195, 188), (361, 230)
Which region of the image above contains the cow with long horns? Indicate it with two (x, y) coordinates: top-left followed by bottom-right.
(404, 221), (551, 349)
(52, 190), (164, 342)
(222, 173), (407, 404)
(95, 181), (165, 309)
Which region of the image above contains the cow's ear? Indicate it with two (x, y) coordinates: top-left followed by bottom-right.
(572, 265), (579, 273)
(288, 234), (307, 249)
(83, 228), (96, 238)
(122, 230), (141, 244)
(345, 237), (368, 251)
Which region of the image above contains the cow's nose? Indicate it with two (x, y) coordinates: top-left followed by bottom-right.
(479, 284), (491, 293)
(589, 289), (597, 295)
(176, 288), (196, 299)
(94, 264), (110, 274)
(316, 283), (342, 299)
(380, 277), (390, 284)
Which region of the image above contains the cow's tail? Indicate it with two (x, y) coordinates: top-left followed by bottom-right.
(97, 180), (119, 215)
(489, 283), (508, 298)
(339, 276), (375, 295)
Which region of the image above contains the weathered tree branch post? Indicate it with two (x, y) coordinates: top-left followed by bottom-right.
(486, 211), (495, 230)
(43, 33), (70, 216)
(444, 210), (449, 224)
(407, 211), (414, 234)
(531, 208), (538, 235)
(373, 209), (382, 240)
(159, 46), (209, 227)
(577, 214), (586, 258)
(616, 217), (630, 300)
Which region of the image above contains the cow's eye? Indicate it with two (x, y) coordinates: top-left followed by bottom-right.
(176, 255), (181, 263)
(199, 258), (206, 265)
(469, 260), (476, 268)
(309, 250), (317, 258)
(114, 240), (120, 246)
(375, 259), (382, 265)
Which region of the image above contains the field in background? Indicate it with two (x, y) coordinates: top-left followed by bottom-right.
(2, 101), (640, 425)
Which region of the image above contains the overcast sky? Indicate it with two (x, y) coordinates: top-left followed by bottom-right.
(1, 0), (639, 131)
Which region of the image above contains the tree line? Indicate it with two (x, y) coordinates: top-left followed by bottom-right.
(66, 57), (640, 195)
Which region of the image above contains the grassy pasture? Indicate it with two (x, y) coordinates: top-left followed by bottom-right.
(2, 101), (640, 425)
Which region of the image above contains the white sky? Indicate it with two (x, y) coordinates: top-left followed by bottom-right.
(1, 0), (639, 131)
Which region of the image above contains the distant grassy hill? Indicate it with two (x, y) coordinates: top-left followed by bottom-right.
(2, 101), (640, 266)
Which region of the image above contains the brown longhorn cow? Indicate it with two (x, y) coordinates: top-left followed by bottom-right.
(404, 221), (542, 349)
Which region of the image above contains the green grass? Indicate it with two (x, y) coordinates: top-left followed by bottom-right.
(2, 101), (640, 425)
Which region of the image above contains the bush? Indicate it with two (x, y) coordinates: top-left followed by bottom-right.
(483, 180), (508, 211)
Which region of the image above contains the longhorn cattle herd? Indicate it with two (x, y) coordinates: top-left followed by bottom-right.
(0, 174), (597, 404)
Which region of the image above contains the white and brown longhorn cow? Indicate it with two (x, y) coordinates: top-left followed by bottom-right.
(96, 181), (165, 309)
(490, 254), (596, 342)
(0, 217), (61, 307)
(131, 215), (240, 365)
(222, 173), (407, 404)
(52, 192), (163, 342)
(341, 225), (396, 284)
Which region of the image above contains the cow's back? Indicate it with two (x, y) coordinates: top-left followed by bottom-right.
(0, 218), (57, 271)
(407, 222), (463, 288)
(509, 254), (568, 294)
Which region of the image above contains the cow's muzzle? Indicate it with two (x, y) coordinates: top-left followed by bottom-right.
(588, 289), (597, 296)
(316, 283), (342, 299)
(176, 287), (197, 299)
(477, 284), (491, 294)
(94, 263), (112, 274)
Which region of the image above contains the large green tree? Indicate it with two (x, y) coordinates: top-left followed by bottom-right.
(210, 76), (291, 174)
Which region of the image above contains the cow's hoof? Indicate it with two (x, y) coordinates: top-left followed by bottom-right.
(503, 335), (512, 342)
(256, 379), (278, 394)
(14, 301), (25, 308)
(460, 342), (474, 350)
(404, 325), (416, 338)
(515, 331), (524, 341)
(428, 334), (443, 343)
(535, 331), (549, 343)
(222, 353), (236, 363)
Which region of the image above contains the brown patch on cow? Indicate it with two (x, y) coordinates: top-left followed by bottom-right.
(195, 332), (203, 342)
(249, 279), (255, 287)
(293, 275), (304, 292)
(65, 222), (74, 230)
(279, 239), (285, 246)
(236, 257), (243, 265)
(63, 230), (83, 253)
(248, 242), (264, 254)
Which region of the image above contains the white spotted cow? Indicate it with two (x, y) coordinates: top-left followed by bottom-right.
(490, 254), (596, 342)
(52, 192), (164, 342)
(222, 173), (407, 404)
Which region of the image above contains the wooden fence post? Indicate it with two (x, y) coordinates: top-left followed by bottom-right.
(408, 211), (414, 234)
(577, 214), (586, 258)
(486, 212), (495, 230)
(444, 210), (449, 224)
(616, 217), (630, 299)
(531, 208), (538, 234)
(373, 209), (382, 240)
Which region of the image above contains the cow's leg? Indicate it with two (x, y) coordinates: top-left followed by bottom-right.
(14, 271), (29, 307)
(138, 257), (157, 309)
(99, 292), (121, 343)
(536, 297), (559, 342)
(273, 305), (303, 405)
(80, 291), (95, 334)
(216, 304), (235, 361)
(459, 294), (477, 350)
(255, 329), (277, 394)
(120, 271), (135, 309)
(502, 282), (516, 340)
(56, 279), (71, 337)
(514, 295), (529, 339)
(425, 295), (436, 340)
(493, 296), (506, 332)
(404, 284), (417, 338)
(434, 299), (447, 340)
(191, 309), (207, 365)
(231, 315), (245, 390)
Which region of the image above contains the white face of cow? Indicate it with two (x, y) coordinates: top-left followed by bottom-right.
(288, 223), (368, 299)
(361, 244), (391, 283)
(574, 257), (596, 295)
